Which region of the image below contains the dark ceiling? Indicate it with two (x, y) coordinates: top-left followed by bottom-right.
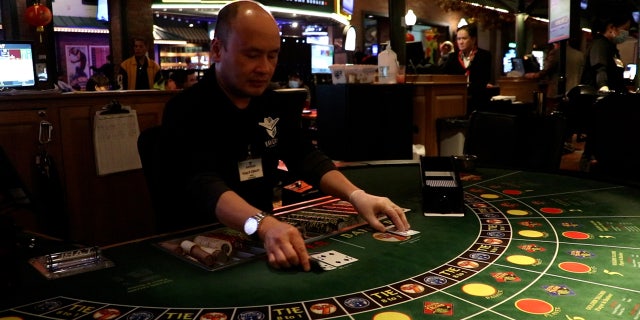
(154, 0), (640, 28)
(479, 0), (640, 19)
(471, 0), (549, 17)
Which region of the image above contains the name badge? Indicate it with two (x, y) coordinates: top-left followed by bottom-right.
(238, 158), (264, 182)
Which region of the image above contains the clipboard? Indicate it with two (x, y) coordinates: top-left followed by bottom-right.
(93, 100), (142, 176)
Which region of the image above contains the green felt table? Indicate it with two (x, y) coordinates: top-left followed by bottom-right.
(2, 162), (640, 320)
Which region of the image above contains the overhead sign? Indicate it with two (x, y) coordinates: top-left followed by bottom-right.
(548, 0), (571, 43)
(152, 0), (335, 14)
(152, 0), (349, 25)
(261, 0), (334, 14)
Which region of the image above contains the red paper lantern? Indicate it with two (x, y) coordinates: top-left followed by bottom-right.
(405, 32), (415, 42)
(25, 4), (53, 32)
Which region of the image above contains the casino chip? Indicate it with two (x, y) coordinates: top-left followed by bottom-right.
(236, 311), (265, 320)
(127, 311), (155, 320)
(469, 253), (491, 261)
(457, 260), (480, 269)
(486, 232), (506, 237)
(423, 276), (447, 286)
(93, 308), (121, 319)
(199, 312), (228, 320)
(310, 303), (337, 315)
(344, 297), (370, 308)
(400, 283), (425, 294)
(34, 300), (62, 312)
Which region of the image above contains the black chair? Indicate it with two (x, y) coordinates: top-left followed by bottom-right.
(520, 112), (566, 171)
(463, 110), (566, 171)
(0, 146), (38, 229)
(464, 111), (521, 168)
(589, 93), (640, 182)
(137, 126), (167, 232)
(137, 126), (205, 233)
(563, 84), (597, 141)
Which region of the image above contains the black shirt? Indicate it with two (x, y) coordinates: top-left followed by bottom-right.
(157, 68), (336, 231)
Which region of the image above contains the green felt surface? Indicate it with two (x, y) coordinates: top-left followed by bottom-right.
(3, 163), (640, 319)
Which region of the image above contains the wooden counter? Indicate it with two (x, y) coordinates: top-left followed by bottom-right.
(1, 80), (467, 244)
(496, 77), (541, 103)
(407, 74), (468, 156)
(0, 90), (178, 245)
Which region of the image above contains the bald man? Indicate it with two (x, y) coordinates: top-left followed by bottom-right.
(160, 0), (409, 271)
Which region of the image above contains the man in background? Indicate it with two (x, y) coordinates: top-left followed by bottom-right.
(121, 37), (162, 90)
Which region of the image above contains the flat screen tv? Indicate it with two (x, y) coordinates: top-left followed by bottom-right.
(341, 0), (354, 16)
(624, 64), (637, 80)
(97, 0), (109, 21)
(311, 44), (333, 74)
(0, 41), (37, 89)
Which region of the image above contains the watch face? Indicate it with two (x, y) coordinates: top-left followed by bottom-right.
(244, 217), (258, 235)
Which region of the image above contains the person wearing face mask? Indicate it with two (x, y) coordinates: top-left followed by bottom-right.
(287, 72), (311, 111)
(578, 8), (634, 172)
(580, 12), (633, 94)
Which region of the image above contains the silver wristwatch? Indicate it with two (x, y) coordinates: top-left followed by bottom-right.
(243, 212), (267, 236)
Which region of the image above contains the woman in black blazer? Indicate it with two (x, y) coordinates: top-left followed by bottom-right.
(442, 24), (493, 112)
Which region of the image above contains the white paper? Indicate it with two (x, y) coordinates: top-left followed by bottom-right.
(93, 107), (142, 175)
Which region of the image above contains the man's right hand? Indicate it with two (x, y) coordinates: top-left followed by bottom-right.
(258, 216), (311, 271)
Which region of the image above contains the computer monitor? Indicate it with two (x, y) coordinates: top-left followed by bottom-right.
(510, 58), (525, 75)
(311, 44), (333, 74)
(341, 0), (354, 16)
(624, 64), (637, 80)
(0, 41), (37, 89)
(371, 44), (379, 56)
(502, 49), (517, 73)
(531, 50), (544, 70)
(97, 0), (109, 21)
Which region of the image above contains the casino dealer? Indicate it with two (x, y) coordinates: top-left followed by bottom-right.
(158, 0), (410, 272)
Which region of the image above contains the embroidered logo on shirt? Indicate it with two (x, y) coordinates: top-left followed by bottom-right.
(259, 117), (279, 138)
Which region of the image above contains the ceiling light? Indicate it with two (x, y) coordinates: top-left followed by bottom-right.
(405, 9), (417, 27)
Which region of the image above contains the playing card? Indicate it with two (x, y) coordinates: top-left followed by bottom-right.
(310, 250), (358, 269)
(309, 258), (336, 271)
(386, 225), (420, 237)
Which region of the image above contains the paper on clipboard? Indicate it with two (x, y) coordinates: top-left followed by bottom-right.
(93, 106), (142, 176)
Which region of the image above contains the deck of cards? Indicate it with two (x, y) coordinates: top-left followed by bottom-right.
(386, 225), (421, 237)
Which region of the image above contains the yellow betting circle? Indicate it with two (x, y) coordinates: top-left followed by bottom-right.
(506, 255), (538, 265)
(372, 311), (412, 320)
(518, 230), (545, 238)
(480, 194), (500, 199)
(506, 209), (529, 216)
(461, 283), (497, 297)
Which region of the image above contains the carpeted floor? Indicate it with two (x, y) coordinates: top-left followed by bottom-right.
(559, 134), (585, 172)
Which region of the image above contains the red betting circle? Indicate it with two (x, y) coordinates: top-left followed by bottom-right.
(514, 298), (554, 314)
(562, 231), (591, 240)
(540, 207), (563, 214)
(558, 261), (592, 273)
(502, 189), (522, 195)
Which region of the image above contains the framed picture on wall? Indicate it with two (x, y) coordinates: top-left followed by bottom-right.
(65, 45), (89, 89)
(89, 45), (111, 72)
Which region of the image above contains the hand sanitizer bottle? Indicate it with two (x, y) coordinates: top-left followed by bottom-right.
(377, 41), (398, 84)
